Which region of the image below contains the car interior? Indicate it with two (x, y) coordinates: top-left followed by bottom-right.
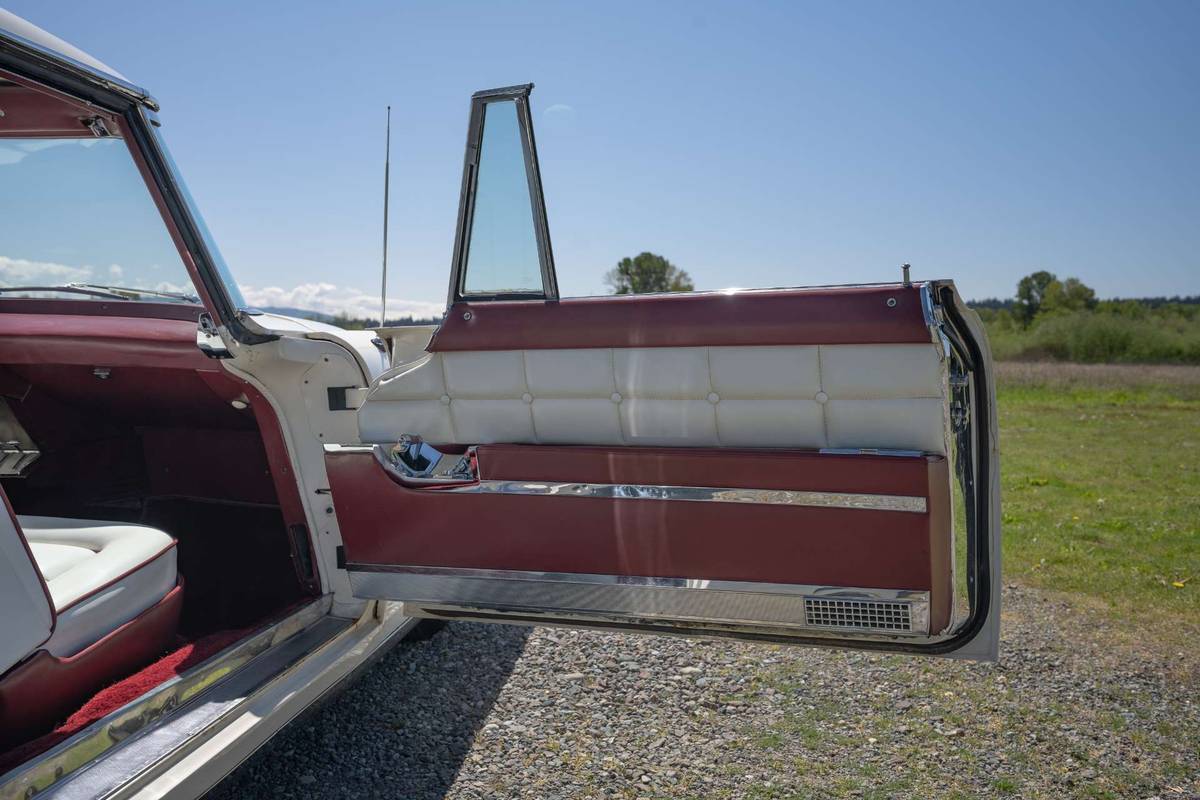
(0, 76), (318, 761)
(0, 312), (319, 759)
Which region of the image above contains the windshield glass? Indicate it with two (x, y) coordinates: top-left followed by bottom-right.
(0, 137), (200, 305)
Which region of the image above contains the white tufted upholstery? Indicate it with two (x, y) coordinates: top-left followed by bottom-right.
(20, 516), (178, 657)
(359, 343), (949, 454)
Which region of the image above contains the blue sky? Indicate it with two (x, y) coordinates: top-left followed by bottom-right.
(6, 1), (1199, 317)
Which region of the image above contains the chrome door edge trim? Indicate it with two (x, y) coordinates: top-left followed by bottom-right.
(0, 596), (333, 800)
(347, 566), (930, 638)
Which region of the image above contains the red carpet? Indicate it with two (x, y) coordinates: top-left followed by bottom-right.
(0, 626), (251, 774)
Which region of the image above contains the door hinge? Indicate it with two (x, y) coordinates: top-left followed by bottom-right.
(951, 400), (970, 432)
(335, 545), (346, 569)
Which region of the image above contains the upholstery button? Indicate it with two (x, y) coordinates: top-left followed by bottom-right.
(707, 392), (720, 404)
(814, 391), (829, 404)
(521, 393), (533, 404)
(440, 394), (451, 405)
(611, 392), (622, 403)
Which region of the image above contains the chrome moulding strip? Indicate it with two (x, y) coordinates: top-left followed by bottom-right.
(448, 480), (928, 513)
(324, 444), (928, 513)
(0, 596), (333, 800)
(347, 565), (931, 638)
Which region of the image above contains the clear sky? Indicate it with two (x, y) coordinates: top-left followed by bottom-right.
(6, 1), (1199, 317)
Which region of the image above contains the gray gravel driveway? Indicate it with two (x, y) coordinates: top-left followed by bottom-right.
(207, 585), (1198, 799)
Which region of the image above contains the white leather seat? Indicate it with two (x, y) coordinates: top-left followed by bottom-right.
(18, 516), (178, 657)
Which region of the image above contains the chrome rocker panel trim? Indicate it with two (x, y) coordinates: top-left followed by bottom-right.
(0, 597), (334, 800)
(347, 565), (931, 638)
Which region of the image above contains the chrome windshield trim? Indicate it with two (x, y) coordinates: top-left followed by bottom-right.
(0, 14), (157, 109)
(0, 596), (332, 799)
(451, 479), (927, 513)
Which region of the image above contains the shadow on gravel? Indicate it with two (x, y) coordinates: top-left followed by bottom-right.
(205, 621), (531, 800)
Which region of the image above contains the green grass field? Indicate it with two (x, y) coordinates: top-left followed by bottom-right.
(995, 362), (1200, 637)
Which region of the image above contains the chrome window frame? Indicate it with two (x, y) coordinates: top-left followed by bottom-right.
(446, 83), (559, 306)
(0, 27), (272, 344)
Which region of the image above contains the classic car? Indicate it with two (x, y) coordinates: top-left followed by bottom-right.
(0, 9), (999, 798)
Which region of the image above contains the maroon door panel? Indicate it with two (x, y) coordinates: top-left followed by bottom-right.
(429, 284), (930, 352)
(326, 447), (952, 632)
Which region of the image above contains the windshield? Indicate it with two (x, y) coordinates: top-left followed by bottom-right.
(0, 137), (200, 305)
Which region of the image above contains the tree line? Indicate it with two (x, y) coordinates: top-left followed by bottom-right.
(320, 253), (1197, 363)
(972, 272), (1200, 364)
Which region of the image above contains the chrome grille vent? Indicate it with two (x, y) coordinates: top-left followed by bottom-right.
(804, 598), (913, 632)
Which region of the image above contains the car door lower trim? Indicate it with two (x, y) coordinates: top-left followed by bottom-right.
(346, 565), (931, 637)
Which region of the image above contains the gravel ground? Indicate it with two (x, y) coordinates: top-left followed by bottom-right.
(207, 585), (1198, 799)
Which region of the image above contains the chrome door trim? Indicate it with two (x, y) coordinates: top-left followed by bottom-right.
(451, 479), (927, 513)
(347, 565), (931, 637)
(324, 444), (928, 514)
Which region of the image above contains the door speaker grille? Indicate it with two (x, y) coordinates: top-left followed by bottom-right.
(804, 598), (913, 632)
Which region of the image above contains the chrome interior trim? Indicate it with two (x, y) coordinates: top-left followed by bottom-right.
(373, 437), (477, 485)
(449, 479), (927, 513)
(323, 443), (374, 454)
(0, 596), (333, 800)
(327, 443), (928, 512)
(348, 565), (930, 638)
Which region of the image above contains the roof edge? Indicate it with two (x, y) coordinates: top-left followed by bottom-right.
(0, 9), (158, 111)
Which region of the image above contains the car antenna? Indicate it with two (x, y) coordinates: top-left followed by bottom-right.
(380, 105), (392, 328)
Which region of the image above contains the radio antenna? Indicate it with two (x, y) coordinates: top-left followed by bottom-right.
(380, 105), (392, 327)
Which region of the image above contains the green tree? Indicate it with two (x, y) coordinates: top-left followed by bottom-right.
(1040, 277), (1097, 314)
(605, 252), (694, 295)
(1015, 270), (1057, 325)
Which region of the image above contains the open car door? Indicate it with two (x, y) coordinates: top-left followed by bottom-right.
(325, 85), (1000, 659)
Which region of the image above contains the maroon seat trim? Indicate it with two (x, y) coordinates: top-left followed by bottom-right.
(0, 582), (183, 749)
